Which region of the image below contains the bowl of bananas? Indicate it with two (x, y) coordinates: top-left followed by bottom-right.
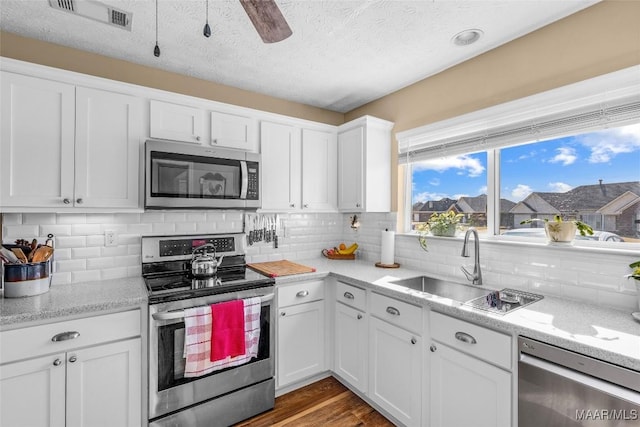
(322, 242), (358, 260)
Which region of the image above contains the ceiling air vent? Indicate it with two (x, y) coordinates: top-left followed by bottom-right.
(48, 0), (132, 31)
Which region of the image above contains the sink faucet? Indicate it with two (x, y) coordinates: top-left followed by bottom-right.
(461, 228), (482, 286)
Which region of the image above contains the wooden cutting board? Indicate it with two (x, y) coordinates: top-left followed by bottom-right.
(247, 260), (316, 278)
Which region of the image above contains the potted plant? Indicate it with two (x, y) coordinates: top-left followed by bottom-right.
(520, 215), (593, 243)
(417, 211), (464, 250)
(626, 261), (640, 314)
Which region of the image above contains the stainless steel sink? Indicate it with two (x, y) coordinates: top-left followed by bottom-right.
(389, 276), (490, 302)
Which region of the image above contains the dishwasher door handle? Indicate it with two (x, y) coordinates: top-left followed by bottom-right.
(519, 353), (640, 404)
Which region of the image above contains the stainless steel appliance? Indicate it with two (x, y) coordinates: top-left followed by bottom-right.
(143, 233), (275, 427)
(519, 336), (640, 426)
(145, 140), (261, 209)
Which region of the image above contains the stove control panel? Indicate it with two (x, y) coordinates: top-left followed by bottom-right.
(159, 237), (235, 257)
(142, 234), (245, 263)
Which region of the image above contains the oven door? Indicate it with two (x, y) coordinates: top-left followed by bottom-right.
(148, 289), (274, 420)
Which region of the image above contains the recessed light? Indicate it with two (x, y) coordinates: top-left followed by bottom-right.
(452, 29), (483, 46)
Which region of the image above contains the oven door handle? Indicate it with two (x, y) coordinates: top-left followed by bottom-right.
(152, 293), (274, 321)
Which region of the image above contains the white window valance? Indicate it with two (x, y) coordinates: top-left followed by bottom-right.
(397, 65), (640, 162)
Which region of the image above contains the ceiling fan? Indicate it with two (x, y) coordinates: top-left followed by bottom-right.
(239, 0), (293, 43)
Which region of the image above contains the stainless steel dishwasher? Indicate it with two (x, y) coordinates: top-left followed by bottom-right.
(519, 336), (640, 426)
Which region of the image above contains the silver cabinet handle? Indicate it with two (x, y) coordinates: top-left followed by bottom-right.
(51, 331), (80, 342)
(357, 314), (363, 320)
(303, 204), (308, 208)
(212, 138), (218, 144)
(455, 331), (477, 344)
(68, 356), (77, 363)
(289, 203), (295, 208)
(63, 198), (71, 204)
(296, 290), (309, 298)
(411, 337), (417, 345)
(76, 198), (83, 204)
(53, 358), (63, 366)
(356, 203), (361, 208)
(280, 311), (286, 316)
(195, 135), (201, 141)
(430, 344), (437, 352)
(343, 291), (355, 300)
(386, 306), (400, 316)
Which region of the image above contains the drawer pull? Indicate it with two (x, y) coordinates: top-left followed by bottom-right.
(386, 306), (400, 316)
(455, 331), (477, 344)
(411, 337), (417, 345)
(357, 314), (363, 320)
(53, 358), (63, 366)
(51, 331), (80, 342)
(343, 291), (355, 299)
(69, 356), (77, 363)
(296, 290), (309, 298)
(430, 344), (437, 352)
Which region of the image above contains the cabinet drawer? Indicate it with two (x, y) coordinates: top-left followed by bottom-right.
(370, 292), (422, 334)
(0, 309), (141, 364)
(278, 280), (324, 308)
(336, 281), (366, 311)
(430, 311), (512, 370)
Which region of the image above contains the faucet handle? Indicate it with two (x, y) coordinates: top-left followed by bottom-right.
(461, 265), (475, 282)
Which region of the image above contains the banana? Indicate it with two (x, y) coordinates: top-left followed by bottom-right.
(337, 243), (358, 255)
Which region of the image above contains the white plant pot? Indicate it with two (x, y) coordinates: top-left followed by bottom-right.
(544, 221), (577, 243)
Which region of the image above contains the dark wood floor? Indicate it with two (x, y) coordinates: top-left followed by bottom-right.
(235, 377), (395, 427)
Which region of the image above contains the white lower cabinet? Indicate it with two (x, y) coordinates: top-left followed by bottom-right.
(429, 311), (513, 427)
(0, 310), (142, 427)
(334, 302), (367, 393)
(369, 294), (422, 427)
(276, 280), (326, 388)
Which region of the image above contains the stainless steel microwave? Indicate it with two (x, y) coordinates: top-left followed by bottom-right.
(145, 140), (260, 209)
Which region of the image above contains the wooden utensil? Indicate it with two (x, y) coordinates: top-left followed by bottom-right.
(31, 246), (54, 263)
(11, 248), (28, 263)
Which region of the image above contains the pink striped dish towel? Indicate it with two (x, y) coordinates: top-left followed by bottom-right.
(183, 297), (262, 378)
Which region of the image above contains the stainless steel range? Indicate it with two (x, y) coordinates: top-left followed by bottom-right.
(142, 233), (275, 427)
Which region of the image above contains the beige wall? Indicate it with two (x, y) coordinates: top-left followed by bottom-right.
(0, 31), (344, 126)
(346, 0), (640, 211)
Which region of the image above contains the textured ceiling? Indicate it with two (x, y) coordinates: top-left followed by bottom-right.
(0, 0), (599, 113)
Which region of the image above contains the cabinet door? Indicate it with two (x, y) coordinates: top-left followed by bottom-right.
(75, 87), (142, 208)
(150, 99), (204, 144)
(369, 317), (421, 427)
(430, 341), (511, 427)
(0, 353), (66, 427)
(0, 72), (75, 208)
(277, 300), (325, 388)
(260, 121), (301, 211)
(301, 129), (337, 211)
(211, 111), (257, 151)
(337, 126), (364, 211)
(334, 302), (367, 393)
(66, 338), (142, 427)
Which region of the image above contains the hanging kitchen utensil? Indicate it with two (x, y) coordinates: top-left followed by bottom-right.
(239, 0), (292, 43)
(203, 0), (211, 37)
(153, 0), (161, 57)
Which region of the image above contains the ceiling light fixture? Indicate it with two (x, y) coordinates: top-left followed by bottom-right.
(153, 0), (160, 57)
(203, 0), (211, 38)
(451, 29), (483, 46)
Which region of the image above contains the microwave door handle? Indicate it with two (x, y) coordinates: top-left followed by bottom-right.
(240, 160), (249, 199)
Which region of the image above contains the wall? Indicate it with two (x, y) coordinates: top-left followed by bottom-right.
(0, 31), (344, 127)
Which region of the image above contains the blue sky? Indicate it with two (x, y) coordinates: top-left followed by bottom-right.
(412, 123), (640, 204)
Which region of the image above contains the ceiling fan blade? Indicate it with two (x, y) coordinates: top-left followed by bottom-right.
(239, 0), (292, 43)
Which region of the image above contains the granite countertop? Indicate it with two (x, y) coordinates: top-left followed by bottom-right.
(0, 277), (148, 329)
(278, 258), (640, 371)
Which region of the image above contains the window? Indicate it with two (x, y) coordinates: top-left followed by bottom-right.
(398, 65), (640, 246)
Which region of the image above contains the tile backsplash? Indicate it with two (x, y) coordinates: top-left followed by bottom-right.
(2, 211), (637, 311)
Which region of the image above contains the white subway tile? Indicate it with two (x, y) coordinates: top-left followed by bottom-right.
(152, 222), (176, 234)
(175, 222), (197, 233)
(164, 213), (186, 222)
(23, 213), (56, 225)
(2, 214), (22, 225)
(101, 267), (129, 280)
(39, 224), (72, 237)
(114, 255), (140, 267)
(100, 224), (127, 234)
(127, 265), (142, 277)
(102, 246), (128, 257)
(119, 234), (140, 245)
(128, 244), (141, 255)
(196, 222), (217, 233)
(561, 283), (598, 302)
(114, 213), (141, 224)
(85, 214), (115, 224)
(71, 247), (102, 259)
(86, 235), (105, 247)
(53, 248), (71, 261)
(71, 224), (102, 236)
(56, 236), (87, 249)
(56, 259), (86, 272)
(596, 289), (637, 311)
(206, 212), (226, 222)
(186, 213), (206, 222)
(72, 270), (101, 284)
(86, 257), (115, 270)
(51, 272), (71, 285)
(2, 224), (40, 239)
(141, 212), (165, 223)
(127, 223), (153, 235)
(56, 214), (87, 225)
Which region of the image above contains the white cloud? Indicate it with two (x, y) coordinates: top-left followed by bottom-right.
(428, 178), (440, 186)
(548, 182), (572, 192)
(549, 147), (577, 166)
(413, 155), (485, 177)
(413, 191), (448, 204)
(577, 123), (640, 163)
(511, 184), (533, 200)
(478, 185), (488, 194)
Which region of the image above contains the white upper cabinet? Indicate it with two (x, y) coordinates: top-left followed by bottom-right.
(260, 121), (302, 210)
(261, 121), (337, 212)
(301, 128), (337, 211)
(75, 87), (142, 209)
(1, 72), (141, 211)
(210, 111), (258, 151)
(338, 116), (393, 212)
(1, 72), (76, 209)
(150, 99), (204, 144)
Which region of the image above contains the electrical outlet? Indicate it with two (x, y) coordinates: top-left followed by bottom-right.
(104, 230), (117, 247)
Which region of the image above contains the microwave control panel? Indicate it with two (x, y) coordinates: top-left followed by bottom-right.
(246, 162), (259, 200)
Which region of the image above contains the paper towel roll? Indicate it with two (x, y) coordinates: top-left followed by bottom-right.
(380, 229), (395, 265)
